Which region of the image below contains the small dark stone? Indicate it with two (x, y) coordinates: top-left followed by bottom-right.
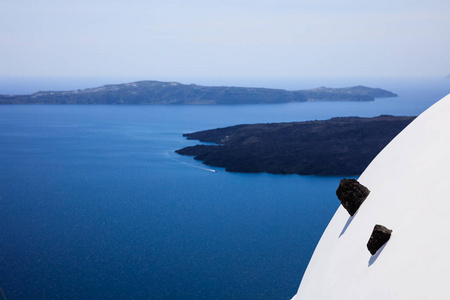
(336, 178), (370, 216)
(367, 225), (393, 255)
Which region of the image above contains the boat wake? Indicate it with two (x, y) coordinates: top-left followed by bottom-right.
(165, 151), (217, 173)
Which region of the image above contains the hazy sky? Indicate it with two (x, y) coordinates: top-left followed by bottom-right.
(1, 0), (449, 80)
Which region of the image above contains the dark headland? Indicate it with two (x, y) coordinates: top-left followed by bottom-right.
(0, 80), (397, 104)
(176, 115), (415, 176)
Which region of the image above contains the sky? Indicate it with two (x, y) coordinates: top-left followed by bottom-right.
(1, 0), (449, 82)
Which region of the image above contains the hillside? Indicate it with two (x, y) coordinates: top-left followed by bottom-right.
(176, 115), (414, 176)
(0, 80), (397, 104)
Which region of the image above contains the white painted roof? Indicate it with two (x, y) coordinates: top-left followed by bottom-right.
(292, 94), (450, 300)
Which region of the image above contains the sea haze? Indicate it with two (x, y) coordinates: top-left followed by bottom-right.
(0, 78), (448, 299)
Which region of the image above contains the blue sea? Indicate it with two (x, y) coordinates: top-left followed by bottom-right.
(0, 77), (448, 299)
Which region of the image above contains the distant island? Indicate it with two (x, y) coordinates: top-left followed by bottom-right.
(176, 115), (415, 176)
(0, 80), (397, 104)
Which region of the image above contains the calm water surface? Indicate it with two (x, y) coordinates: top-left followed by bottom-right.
(0, 78), (448, 299)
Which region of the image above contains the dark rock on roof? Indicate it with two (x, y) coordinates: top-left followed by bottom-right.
(367, 225), (393, 255)
(336, 178), (371, 216)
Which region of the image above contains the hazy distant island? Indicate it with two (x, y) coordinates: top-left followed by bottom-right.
(0, 80), (397, 104)
(176, 115), (415, 176)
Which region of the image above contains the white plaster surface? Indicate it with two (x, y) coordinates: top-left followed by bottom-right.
(292, 94), (450, 300)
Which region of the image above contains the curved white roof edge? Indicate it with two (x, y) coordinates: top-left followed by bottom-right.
(292, 94), (450, 300)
